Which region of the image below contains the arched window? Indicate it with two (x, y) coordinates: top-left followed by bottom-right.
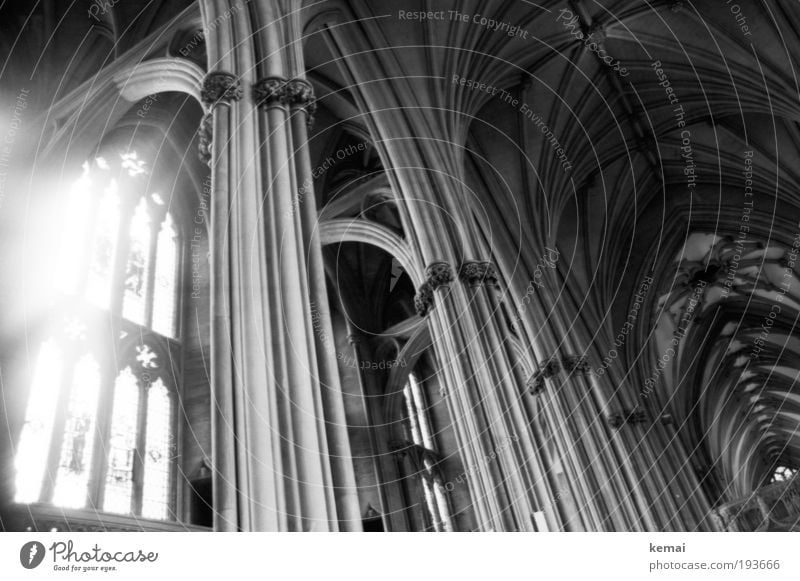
(396, 373), (453, 532)
(13, 152), (181, 521)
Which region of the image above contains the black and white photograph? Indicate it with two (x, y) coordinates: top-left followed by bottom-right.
(0, 0), (798, 578)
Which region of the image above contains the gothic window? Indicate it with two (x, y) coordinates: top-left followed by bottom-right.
(13, 153), (181, 521)
(396, 373), (453, 532)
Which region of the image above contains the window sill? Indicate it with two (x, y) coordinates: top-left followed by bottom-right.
(4, 503), (211, 532)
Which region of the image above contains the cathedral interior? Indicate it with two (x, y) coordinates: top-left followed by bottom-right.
(1, 0), (799, 532)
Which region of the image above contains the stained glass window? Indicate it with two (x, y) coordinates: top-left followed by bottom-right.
(142, 379), (173, 519)
(152, 213), (177, 337)
(13, 152), (182, 522)
(53, 355), (101, 508)
(86, 180), (119, 310)
(103, 367), (140, 514)
(122, 197), (151, 325)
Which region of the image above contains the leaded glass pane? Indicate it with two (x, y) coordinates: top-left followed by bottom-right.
(773, 466), (797, 483)
(53, 354), (100, 508)
(122, 197), (151, 325)
(14, 340), (62, 503)
(103, 367), (140, 515)
(86, 181), (120, 310)
(152, 213), (177, 337)
(142, 379), (172, 519)
(408, 374), (435, 449)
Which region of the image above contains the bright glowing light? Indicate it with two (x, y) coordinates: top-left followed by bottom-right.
(16, 151), (179, 521)
(55, 164), (92, 294)
(53, 354), (100, 508)
(86, 180), (120, 310)
(122, 197), (151, 325)
(14, 340), (62, 503)
(103, 367), (139, 515)
(142, 379), (172, 520)
(152, 213), (177, 337)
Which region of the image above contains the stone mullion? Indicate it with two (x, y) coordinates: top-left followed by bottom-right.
(143, 201), (167, 329)
(87, 347), (118, 511)
(290, 94), (361, 530)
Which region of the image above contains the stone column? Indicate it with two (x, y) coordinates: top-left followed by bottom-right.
(200, 0), (359, 530)
(522, 265), (715, 531)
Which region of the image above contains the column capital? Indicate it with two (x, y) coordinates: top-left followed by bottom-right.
(526, 355), (589, 394)
(562, 355), (590, 375)
(526, 357), (561, 394)
(198, 113), (213, 166)
(413, 281), (434, 317)
(459, 260), (499, 288)
(253, 76), (286, 108)
(285, 78), (317, 127)
(607, 409), (648, 429)
(414, 262), (454, 317)
(201, 71), (242, 106)
(425, 261), (454, 289)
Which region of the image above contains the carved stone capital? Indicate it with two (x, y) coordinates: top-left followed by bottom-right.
(426, 261), (454, 290)
(285, 78), (317, 126)
(563, 355), (590, 375)
(414, 281), (434, 317)
(527, 357), (561, 394)
(607, 409), (647, 429)
(414, 262), (454, 317)
(201, 71), (242, 106)
(197, 113), (213, 166)
(459, 260), (499, 287)
(253, 77), (287, 108)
